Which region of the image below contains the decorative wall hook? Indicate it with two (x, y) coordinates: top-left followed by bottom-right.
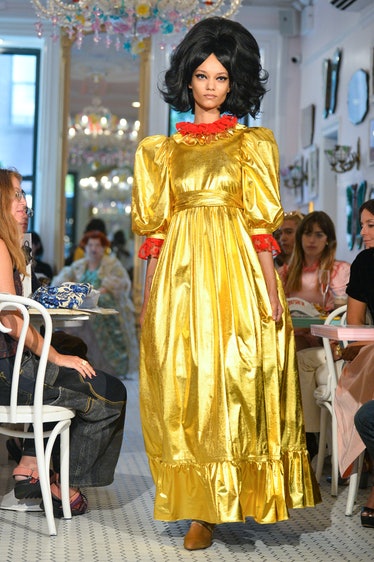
(283, 159), (307, 190)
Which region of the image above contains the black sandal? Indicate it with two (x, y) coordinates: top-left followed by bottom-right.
(13, 466), (56, 500)
(40, 483), (88, 518)
(361, 506), (374, 528)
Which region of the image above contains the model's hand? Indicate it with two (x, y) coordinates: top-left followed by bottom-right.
(269, 293), (283, 322)
(54, 353), (96, 379)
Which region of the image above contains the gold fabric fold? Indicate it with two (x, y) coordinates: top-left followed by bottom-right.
(133, 124), (321, 524)
(174, 190), (243, 212)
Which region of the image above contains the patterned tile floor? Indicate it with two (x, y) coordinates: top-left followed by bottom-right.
(0, 377), (373, 562)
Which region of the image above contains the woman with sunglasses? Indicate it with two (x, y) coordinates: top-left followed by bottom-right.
(0, 167), (127, 518)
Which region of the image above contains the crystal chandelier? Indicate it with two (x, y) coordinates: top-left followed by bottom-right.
(68, 96), (140, 170)
(31, 0), (242, 54)
(79, 166), (134, 209)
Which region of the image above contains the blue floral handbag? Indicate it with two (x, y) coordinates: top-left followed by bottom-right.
(32, 282), (92, 309)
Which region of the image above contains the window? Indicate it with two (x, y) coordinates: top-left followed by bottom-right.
(0, 48), (40, 223)
(11, 54), (37, 126)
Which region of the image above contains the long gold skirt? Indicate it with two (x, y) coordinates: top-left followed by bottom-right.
(140, 204), (321, 524)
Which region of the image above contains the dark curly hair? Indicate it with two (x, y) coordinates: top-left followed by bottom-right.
(159, 17), (268, 118)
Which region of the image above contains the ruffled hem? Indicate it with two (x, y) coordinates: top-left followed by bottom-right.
(138, 237), (164, 260)
(148, 451), (321, 524)
(251, 233), (281, 257)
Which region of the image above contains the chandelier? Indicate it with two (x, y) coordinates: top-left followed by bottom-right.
(31, 0), (242, 53)
(68, 96), (140, 170)
(79, 166), (134, 216)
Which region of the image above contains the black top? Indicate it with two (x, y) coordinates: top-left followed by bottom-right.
(346, 248), (374, 321)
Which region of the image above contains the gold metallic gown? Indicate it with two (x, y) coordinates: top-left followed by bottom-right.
(132, 123), (321, 524)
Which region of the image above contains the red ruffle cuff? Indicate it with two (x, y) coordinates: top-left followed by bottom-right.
(138, 237), (164, 260)
(251, 234), (281, 257)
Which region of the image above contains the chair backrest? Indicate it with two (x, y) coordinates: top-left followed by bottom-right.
(0, 293), (52, 423)
(322, 305), (347, 400)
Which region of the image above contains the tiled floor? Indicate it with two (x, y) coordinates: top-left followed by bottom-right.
(0, 377), (373, 562)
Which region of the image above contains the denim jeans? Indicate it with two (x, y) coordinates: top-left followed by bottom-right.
(0, 355), (127, 488)
(354, 400), (374, 460)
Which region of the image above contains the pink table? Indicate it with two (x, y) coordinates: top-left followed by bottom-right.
(311, 324), (374, 341)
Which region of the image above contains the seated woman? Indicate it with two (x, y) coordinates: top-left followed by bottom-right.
(274, 210), (304, 269)
(30, 231), (54, 284)
(52, 230), (139, 377)
(0, 167), (127, 516)
(278, 211), (350, 456)
(334, 200), (374, 527)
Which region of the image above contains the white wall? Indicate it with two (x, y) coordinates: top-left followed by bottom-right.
(298, 0), (374, 263)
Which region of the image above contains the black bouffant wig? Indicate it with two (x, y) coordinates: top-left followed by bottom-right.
(159, 17), (269, 118)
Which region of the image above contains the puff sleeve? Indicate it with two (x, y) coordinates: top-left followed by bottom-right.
(132, 135), (171, 241)
(241, 127), (284, 236)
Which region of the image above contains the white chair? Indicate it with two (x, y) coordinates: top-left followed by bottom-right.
(314, 304), (364, 515)
(0, 294), (75, 535)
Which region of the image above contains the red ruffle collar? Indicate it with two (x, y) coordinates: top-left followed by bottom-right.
(176, 114), (238, 136)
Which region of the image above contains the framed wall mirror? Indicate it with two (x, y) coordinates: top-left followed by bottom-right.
(66, 36), (140, 264)
(348, 69), (369, 125)
(322, 59), (332, 119)
(329, 48), (342, 115)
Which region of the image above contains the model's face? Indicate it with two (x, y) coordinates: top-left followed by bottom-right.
(11, 176), (28, 233)
(301, 222), (328, 261)
(85, 238), (105, 261)
(189, 53), (230, 115)
(360, 209), (374, 248)
(278, 219), (298, 256)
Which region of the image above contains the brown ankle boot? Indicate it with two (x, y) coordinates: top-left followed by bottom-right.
(183, 520), (215, 550)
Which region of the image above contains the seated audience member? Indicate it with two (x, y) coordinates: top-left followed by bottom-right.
(31, 231), (54, 284)
(53, 230), (139, 376)
(0, 167), (127, 516)
(71, 217), (109, 263)
(111, 229), (134, 282)
(333, 200), (374, 507)
(278, 211), (350, 457)
(6, 196), (89, 464)
(274, 210), (304, 269)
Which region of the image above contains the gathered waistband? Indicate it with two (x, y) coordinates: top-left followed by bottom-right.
(174, 190), (243, 212)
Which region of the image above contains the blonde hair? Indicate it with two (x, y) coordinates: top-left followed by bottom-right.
(285, 211), (337, 294)
(0, 168), (27, 276)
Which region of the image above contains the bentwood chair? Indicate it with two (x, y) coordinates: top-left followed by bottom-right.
(313, 304), (364, 515)
(0, 294), (75, 535)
